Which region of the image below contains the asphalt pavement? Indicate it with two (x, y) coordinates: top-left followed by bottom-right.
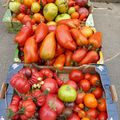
(0, 1), (120, 114)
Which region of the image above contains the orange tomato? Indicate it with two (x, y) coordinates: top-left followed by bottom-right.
(23, 0), (35, 8)
(17, 13), (25, 22)
(78, 110), (86, 118)
(78, 103), (84, 109)
(71, 12), (79, 19)
(84, 93), (98, 108)
(33, 13), (45, 23)
(81, 117), (90, 120)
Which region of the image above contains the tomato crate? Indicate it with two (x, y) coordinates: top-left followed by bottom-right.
(2, 0), (94, 34)
(0, 63), (118, 120)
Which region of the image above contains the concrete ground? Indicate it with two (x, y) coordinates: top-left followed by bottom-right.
(0, 0), (120, 114)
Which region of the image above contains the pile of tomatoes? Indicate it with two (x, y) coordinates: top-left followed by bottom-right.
(8, 67), (108, 120)
(15, 21), (102, 68)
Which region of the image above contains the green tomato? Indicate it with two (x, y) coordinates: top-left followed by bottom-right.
(58, 85), (77, 102)
(43, 3), (58, 21)
(68, 7), (76, 15)
(55, 13), (71, 22)
(9, 1), (21, 13)
(31, 2), (41, 13)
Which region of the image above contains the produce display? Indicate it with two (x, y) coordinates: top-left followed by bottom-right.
(7, 66), (108, 120)
(15, 22), (102, 68)
(2, 0), (118, 119)
(8, 0), (91, 25)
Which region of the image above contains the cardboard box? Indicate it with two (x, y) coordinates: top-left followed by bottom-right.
(0, 63), (118, 119)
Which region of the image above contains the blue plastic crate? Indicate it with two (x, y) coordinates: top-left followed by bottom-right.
(0, 63), (119, 120)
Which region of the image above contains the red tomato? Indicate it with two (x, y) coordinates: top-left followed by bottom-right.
(86, 108), (98, 119)
(98, 112), (108, 120)
(66, 80), (78, 90)
(20, 99), (36, 120)
(53, 73), (64, 86)
(92, 87), (103, 99)
(8, 104), (19, 120)
(79, 79), (91, 92)
(46, 94), (65, 115)
(69, 69), (84, 83)
(98, 98), (107, 112)
(32, 90), (46, 106)
(84, 73), (91, 80)
(41, 78), (58, 93)
(46, 0), (55, 3)
(90, 75), (101, 86)
(68, 113), (80, 120)
(10, 73), (30, 94)
(76, 92), (86, 104)
(55, 43), (65, 57)
(39, 68), (53, 78)
(78, 110), (86, 118)
(39, 103), (57, 120)
(11, 95), (21, 106)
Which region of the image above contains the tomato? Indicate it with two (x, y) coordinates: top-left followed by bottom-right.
(39, 103), (57, 120)
(31, 2), (41, 13)
(11, 95), (21, 106)
(90, 74), (101, 86)
(53, 54), (66, 70)
(8, 104), (19, 120)
(39, 32), (56, 60)
(81, 26), (93, 38)
(55, 43), (65, 57)
(47, 0), (55, 3)
(19, 67), (32, 78)
(98, 112), (108, 120)
(98, 98), (107, 112)
(92, 87), (103, 99)
(72, 48), (87, 63)
(41, 78), (58, 93)
(79, 79), (91, 92)
(23, 0), (35, 8)
(20, 99), (36, 120)
(79, 51), (99, 65)
(39, 68), (53, 78)
(65, 50), (73, 66)
(33, 13), (45, 23)
(81, 118), (90, 120)
(24, 36), (39, 63)
(62, 108), (73, 118)
(35, 23), (49, 43)
(48, 25), (57, 32)
(76, 91), (85, 104)
(68, 113), (80, 120)
(28, 70), (43, 85)
(78, 103), (84, 109)
(71, 12), (79, 19)
(86, 108), (98, 119)
(53, 73), (64, 86)
(17, 13), (25, 22)
(84, 73), (91, 80)
(56, 25), (76, 51)
(84, 93), (98, 108)
(78, 110), (86, 118)
(66, 80), (78, 90)
(46, 94), (65, 115)
(73, 105), (81, 113)
(22, 15), (32, 24)
(69, 69), (84, 83)
(10, 73), (30, 94)
(32, 89), (46, 106)
(58, 85), (77, 102)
